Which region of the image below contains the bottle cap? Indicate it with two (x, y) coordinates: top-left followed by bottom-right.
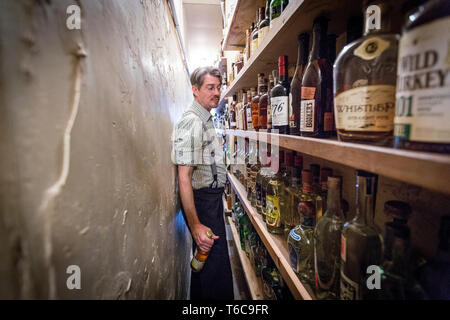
(206, 230), (213, 239)
(384, 200), (412, 220)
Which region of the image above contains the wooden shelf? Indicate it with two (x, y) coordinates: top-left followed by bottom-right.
(227, 216), (265, 300)
(227, 172), (316, 300)
(224, 129), (450, 195)
(222, 0), (266, 51)
(221, 0), (364, 98)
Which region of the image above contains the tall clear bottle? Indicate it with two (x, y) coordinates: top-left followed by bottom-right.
(340, 170), (383, 300)
(266, 151), (284, 234)
(314, 176), (344, 299)
(334, 1), (399, 146)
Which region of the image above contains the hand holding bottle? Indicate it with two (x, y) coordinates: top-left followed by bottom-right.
(192, 223), (219, 252)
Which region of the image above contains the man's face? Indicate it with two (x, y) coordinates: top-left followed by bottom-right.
(192, 74), (221, 110)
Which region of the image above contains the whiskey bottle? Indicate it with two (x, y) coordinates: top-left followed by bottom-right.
(314, 176), (344, 299)
(334, 1), (399, 146)
(267, 73), (275, 131)
(252, 74), (265, 130)
(270, 0), (282, 29)
(251, 22), (258, 58)
(191, 230), (214, 272)
(394, 0), (450, 153)
(289, 33), (310, 135)
(258, 78), (269, 129)
(246, 90), (253, 130)
(230, 94), (237, 130)
(300, 16), (334, 138)
(383, 200), (411, 262)
(271, 56), (290, 134)
(340, 170), (383, 300)
(259, 3), (270, 47)
(282, 154), (303, 233)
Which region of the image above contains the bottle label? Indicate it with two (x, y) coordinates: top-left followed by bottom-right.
(394, 17), (450, 143)
(340, 270), (360, 300)
(266, 195), (281, 227)
(289, 92), (296, 128)
(354, 36), (390, 61)
(251, 38), (258, 56)
(300, 100), (315, 132)
(231, 121), (236, 128)
(271, 96), (289, 126)
(334, 85), (396, 132)
(247, 107), (253, 129)
(258, 26), (269, 47)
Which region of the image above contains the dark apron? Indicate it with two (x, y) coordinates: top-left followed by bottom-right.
(189, 116), (233, 300)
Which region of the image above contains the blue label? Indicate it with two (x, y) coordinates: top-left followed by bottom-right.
(288, 243), (298, 271)
(289, 229), (301, 241)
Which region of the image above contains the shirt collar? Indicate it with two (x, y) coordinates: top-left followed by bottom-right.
(189, 100), (212, 123)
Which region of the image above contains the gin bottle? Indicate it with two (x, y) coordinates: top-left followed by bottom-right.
(334, 1), (399, 146)
(314, 176), (344, 299)
(340, 170), (383, 300)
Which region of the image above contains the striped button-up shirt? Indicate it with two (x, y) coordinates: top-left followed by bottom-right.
(171, 100), (226, 190)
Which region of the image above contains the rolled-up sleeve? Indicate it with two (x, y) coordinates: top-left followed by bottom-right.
(171, 115), (203, 166)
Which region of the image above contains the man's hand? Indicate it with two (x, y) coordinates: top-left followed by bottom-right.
(191, 223), (219, 252)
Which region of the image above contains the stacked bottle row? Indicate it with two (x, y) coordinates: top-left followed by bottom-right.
(224, 0), (290, 87)
(222, 0), (450, 153)
(229, 141), (450, 300)
(232, 199), (293, 300)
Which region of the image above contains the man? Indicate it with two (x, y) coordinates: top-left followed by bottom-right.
(171, 66), (233, 300)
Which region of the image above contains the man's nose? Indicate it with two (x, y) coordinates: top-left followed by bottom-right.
(214, 87), (221, 95)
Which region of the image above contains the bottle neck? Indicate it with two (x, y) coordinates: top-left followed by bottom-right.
(363, 3), (392, 36)
(296, 36), (309, 66)
(278, 64), (288, 83)
(310, 20), (327, 61)
(325, 183), (343, 219)
(355, 175), (377, 226)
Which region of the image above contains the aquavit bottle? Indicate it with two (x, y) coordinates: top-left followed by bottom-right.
(271, 56), (290, 134)
(340, 170), (383, 300)
(314, 176), (344, 300)
(289, 33), (310, 135)
(394, 0), (450, 153)
(334, 1), (399, 146)
(300, 16), (334, 138)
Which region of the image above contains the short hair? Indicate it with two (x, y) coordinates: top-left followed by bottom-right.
(190, 66), (222, 88)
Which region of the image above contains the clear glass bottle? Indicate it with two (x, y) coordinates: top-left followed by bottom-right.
(266, 165), (284, 234)
(334, 1), (399, 146)
(394, 0), (450, 153)
(340, 170), (383, 300)
(282, 154), (303, 233)
(318, 167), (333, 216)
(250, 143), (261, 207)
(314, 176), (344, 299)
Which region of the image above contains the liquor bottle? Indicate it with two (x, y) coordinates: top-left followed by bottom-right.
(256, 154), (271, 214)
(250, 22), (258, 58)
(418, 215), (450, 299)
(340, 171), (383, 300)
(334, 1), (399, 146)
(250, 143), (261, 207)
(238, 211), (251, 253)
(247, 141), (256, 200)
(258, 78), (269, 129)
(318, 167), (333, 215)
(288, 171), (316, 284)
(394, 0), (450, 153)
(270, 0), (282, 29)
(300, 16), (334, 138)
(271, 56), (290, 134)
(289, 33), (310, 135)
(230, 94), (237, 129)
(252, 74), (265, 130)
(310, 164), (321, 195)
(314, 176), (344, 299)
(246, 90), (253, 130)
(282, 154), (302, 233)
(262, 166), (275, 223)
(267, 73), (275, 131)
(259, 3), (270, 47)
(383, 200), (412, 262)
(191, 230), (214, 272)
(266, 154), (284, 234)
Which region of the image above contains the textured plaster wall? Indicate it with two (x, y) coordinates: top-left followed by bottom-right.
(0, 0), (192, 299)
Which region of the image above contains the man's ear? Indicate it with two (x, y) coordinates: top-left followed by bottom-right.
(192, 85), (199, 98)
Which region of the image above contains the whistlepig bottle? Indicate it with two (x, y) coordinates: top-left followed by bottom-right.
(394, 0), (450, 153)
(191, 230), (214, 272)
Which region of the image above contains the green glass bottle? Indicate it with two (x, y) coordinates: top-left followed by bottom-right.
(340, 170), (383, 300)
(269, 0), (282, 28)
(314, 176), (344, 299)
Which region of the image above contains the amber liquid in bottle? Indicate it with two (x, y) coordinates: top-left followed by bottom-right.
(300, 16), (333, 138)
(259, 77), (269, 129)
(252, 74), (265, 130)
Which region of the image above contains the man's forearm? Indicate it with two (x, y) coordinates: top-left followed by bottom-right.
(178, 174), (200, 230)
